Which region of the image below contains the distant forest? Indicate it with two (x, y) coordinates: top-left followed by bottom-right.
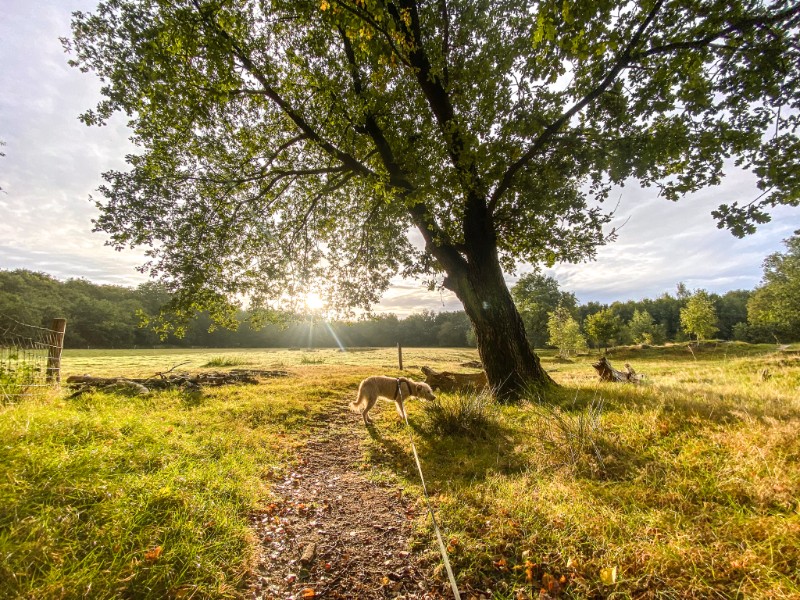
(0, 268), (766, 349)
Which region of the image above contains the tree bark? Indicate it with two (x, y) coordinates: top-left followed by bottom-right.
(444, 240), (555, 402)
(461, 276), (554, 401)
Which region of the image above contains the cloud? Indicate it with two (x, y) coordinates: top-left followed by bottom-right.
(0, 0), (145, 286)
(544, 172), (797, 303)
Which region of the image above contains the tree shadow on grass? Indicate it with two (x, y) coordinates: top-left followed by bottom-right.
(364, 413), (527, 490)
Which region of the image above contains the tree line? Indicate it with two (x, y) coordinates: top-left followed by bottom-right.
(1, 230), (797, 350)
(513, 230), (800, 353)
(0, 269), (472, 349)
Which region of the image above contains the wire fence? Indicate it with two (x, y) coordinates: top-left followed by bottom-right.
(0, 316), (66, 403)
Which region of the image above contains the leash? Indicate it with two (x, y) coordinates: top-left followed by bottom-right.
(397, 382), (462, 600)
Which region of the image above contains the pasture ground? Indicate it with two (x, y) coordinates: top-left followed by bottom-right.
(0, 343), (798, 599)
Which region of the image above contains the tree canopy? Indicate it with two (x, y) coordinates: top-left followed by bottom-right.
(511, 272), (577, 349)
(748, 229), (800, 340)
(680, 290), (719, 341)
(627, 308), (666, 345)
(547, 305), (586, 358)
(66, 0), (800, 397)
(584, 308), (623, 351)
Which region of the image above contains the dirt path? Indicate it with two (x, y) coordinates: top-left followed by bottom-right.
(248, 403), (447, 599)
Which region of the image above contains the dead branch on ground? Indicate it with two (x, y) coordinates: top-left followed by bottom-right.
(66, 369), (289, 397)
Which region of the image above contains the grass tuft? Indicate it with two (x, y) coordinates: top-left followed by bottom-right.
(528, 395), (607, 477)
(299, 353), (325, 364)
(201, 355), (251, 368)
(421, 389), (499, 438)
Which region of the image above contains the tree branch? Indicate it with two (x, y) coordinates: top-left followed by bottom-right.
(190, 0), (377, 180)
(489, 0), (667, 212)
(331, 0), (413, 68)
(490, 2), (800, 213)
(339, 24), (465, 274)
(438, 0), (450, 87)
(338, 26), (412, 194)
(636, 4), (800, 60)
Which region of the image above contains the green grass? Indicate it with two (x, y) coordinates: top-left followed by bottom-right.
(362, 344), (800, 599)
(201, 356), (252, 368)
(2, 345), (798, 598)
(0, 367), (353, 599)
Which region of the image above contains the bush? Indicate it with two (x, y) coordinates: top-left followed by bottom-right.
(421, 389), (498, 438)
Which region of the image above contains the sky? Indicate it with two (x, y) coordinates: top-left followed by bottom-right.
(1, 0), (798, 316)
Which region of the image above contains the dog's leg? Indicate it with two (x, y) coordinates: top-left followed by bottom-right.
(361, 395), (377, 425)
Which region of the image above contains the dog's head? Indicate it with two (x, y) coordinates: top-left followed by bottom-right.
(414, 382), (436, 402)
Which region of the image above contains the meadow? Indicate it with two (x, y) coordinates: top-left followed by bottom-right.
(1, 343), (798, 598)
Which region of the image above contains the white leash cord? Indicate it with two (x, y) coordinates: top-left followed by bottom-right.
(398, 386), (461, 600)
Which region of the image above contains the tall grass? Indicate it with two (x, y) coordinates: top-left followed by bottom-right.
(421, 388), (499, 438)
(201, 356), (251, 368)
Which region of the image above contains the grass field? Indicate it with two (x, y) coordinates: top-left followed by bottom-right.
(1, 344), (798, 598)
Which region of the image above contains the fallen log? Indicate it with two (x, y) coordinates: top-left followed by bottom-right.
(66, 369), (289, 397)
(592, 357), (644, 383)
(420, 365), (488, 392)
(458, 360), (483, 369)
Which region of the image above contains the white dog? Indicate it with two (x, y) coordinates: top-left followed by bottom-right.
(350, 375), (436, 425)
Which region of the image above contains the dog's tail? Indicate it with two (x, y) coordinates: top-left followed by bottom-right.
(349, 382), (365, 412)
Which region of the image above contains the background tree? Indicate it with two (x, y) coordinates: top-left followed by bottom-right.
(626, 308), (665, 345)
(66, 0), (800, 398)
(713, 290), (751, 340)
(547, 305), (587, 359)
(747, 230), (800, 342)
(584, 308), (622, 351)
(681, 290), (719, 342)
(511, 272), (577, 349)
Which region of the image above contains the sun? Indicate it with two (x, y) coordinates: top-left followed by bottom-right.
(303, 291), (326, 311)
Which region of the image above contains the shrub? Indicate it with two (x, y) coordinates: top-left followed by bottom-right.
(421, 389), (498, 438)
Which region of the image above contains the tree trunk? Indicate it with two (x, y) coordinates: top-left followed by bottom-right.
(445, 251), (554, 402)
(408, 188), (553, 401)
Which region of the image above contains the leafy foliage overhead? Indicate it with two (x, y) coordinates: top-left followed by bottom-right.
(64, 0), (800, 324)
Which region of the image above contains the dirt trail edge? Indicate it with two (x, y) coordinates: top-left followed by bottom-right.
(248, 404), (447, 599)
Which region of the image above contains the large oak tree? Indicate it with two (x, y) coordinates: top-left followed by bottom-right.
(66, 0), (800, 399)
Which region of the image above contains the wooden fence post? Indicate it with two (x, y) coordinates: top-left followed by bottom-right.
(397, 342), (403, 371)
(46, 318), (67, 385)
